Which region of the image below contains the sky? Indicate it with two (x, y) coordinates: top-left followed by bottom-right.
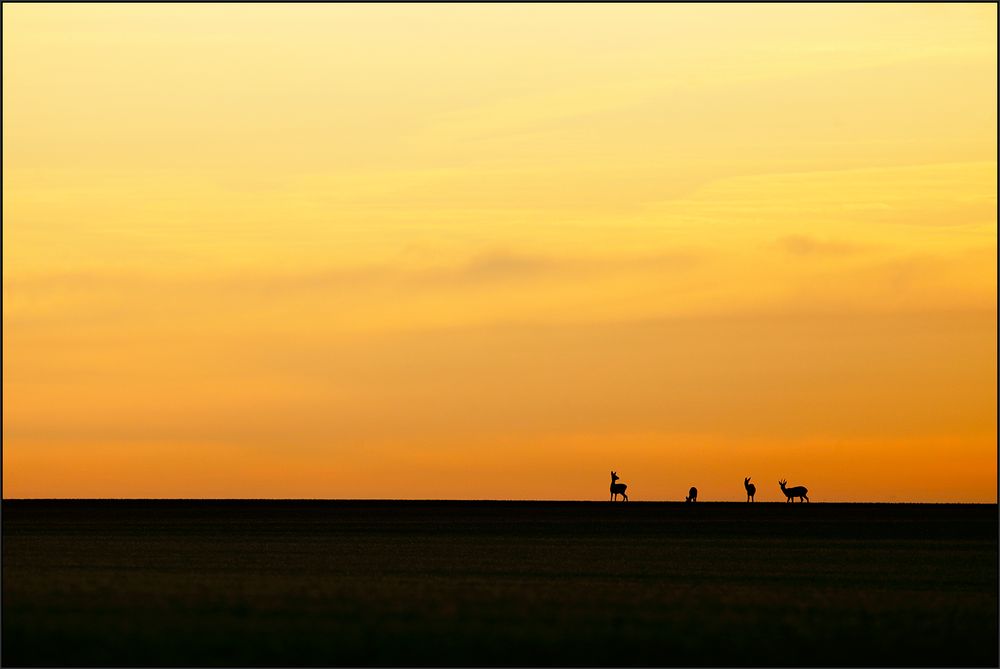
(3, 4), (996, 501)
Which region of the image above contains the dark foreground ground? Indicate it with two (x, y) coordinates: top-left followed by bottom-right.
(2, 501), (997, 667)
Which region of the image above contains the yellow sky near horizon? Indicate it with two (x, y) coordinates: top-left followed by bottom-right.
(3, 4), (997, 501)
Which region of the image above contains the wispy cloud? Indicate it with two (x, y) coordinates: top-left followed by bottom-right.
(5, 249), (702, 297)
(777, 235), (868, 256)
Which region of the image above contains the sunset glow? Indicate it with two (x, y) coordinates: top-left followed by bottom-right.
(3, 4), (996, 500)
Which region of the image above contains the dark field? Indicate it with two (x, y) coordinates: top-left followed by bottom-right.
(2, 501), (997, 667)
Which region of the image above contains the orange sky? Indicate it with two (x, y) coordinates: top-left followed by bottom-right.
(3, 4), (997, 501)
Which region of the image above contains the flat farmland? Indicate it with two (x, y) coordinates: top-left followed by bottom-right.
(2, 501), (996, 666)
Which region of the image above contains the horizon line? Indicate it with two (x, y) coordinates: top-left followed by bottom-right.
(3, 497), (997, 505)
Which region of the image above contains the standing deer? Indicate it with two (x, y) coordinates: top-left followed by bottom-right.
(685, 486), (698, 503)
(779, 479), (809, 503)
(610, 471), (628, 502)
(744, 477), (756, 502)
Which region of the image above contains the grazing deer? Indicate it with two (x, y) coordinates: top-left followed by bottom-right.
(610, 471), (628, 502)
(685, 486), (698, 503)
(779, 479), (809, 503)
(744, 477), (756, 502)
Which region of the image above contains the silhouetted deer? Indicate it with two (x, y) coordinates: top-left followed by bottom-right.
(744, 477), (756, 502)
(779, 479), (809, 503)
(610, 471), (628, 501)
(685, 486), (698, 503)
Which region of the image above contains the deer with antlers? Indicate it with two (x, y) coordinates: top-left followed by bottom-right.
(779, 479), (809, 503)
